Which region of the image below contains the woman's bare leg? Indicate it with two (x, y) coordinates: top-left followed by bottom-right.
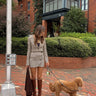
(30, 68), (36, 79)
(37, 67), (44, 96)
(30, 68), (36, 96)
(37, 67), (43, 80)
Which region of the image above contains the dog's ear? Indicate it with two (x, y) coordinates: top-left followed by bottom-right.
(74, 77), (83, 87)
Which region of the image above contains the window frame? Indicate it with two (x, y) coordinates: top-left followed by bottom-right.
(28, 14), (30, 21)
(28, 1), (30, 10)
(45, 0), (63, 13)
(81, 0), (88, 10)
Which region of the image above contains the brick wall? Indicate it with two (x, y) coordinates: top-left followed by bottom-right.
(0, 54), (96, 69)
(18, 0), (35, 32)
(88, 0), (96, 32)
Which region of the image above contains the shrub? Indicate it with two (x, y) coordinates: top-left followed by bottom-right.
(12, 37), (27, 55)
(59, 32), (95, 38)
(46, 38), (60, 56)
(46, 37), (92, 57)
(0, 37), (92, 57)
(81, 37), (96, 56)
(0, 37), (27, 55)
(0, 37), (6, 54)
(60, 7), (87, 33)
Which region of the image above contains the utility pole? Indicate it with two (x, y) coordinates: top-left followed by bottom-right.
(1, 0), (16, 96)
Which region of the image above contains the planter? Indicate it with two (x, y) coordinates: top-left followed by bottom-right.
(0, 54), (96, 69)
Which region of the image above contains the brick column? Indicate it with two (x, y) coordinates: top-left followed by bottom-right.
(42, 20), (47, 37)
(60, 16), (64, 26)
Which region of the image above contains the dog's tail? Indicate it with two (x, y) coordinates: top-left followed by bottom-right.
(49, 83), (55, 92)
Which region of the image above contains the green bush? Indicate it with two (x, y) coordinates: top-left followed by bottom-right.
(81, 37), (96, 56)
(46, 37), (92, 57)
(59, 32), (95, 38)
(0, 37), (27, 55)
(0, 37), (92, 57)
(0, 37), (6, 54)
(12, 37), (27, 55)
(60, 7), (87, 33)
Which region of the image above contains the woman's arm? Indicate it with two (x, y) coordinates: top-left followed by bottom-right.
(26, 37), (31, 66)
(43, 39), (49, 64)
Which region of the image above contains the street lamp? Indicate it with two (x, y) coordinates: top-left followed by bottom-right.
(1, 0), (16, 96)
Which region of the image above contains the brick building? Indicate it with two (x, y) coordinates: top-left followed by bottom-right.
(17, 0), (96, 37)
(17, 0), (35, 32)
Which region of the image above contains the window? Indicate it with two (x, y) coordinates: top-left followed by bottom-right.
(28, 14), (30, 21)
(74, 0), (78, 8)
(67, 0), (71, 8)
(50, 1), (54, 11)
(45, 0), (49, 12)
(85, 0), (88, 10)
(45, 0), (63, 12)
(66, 0), (79, 9)
(54, 0), (57, 10)
(58, 0), (62, 9)
(71, 0), (75, 7)
(28, 1), (30, 10)
(81, 0), (88, 10)
(20, 4), (23, 8)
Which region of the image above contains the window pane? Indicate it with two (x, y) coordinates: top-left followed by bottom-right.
(50, 1), (54, 11)
(71, 0), (74, 7)
(85, 3), (88, 10)
(75, 0), (78, 7)
(82, 0), (84, 5)
(67, 0), (71, 8)
(85, 0), (88, 4)
(28, 14), (30, 21)
(54, 0), (57, 10)
(46, 3), (49, 12)
(28, 2), (30, 10)
(82, 5), (84, 10)
(58, 0), (62, 9)
(81, 0), (84, 10)
(85, 0), (88, 10)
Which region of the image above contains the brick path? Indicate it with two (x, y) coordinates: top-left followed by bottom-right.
(0, 64), (96, 96)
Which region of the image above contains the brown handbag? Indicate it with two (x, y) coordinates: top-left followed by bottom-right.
(25, 67), (33, 96)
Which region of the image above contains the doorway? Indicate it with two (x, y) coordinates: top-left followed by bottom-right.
(47, 17), (60, 37)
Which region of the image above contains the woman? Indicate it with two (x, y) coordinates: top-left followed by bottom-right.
(26, 25), (49, 96)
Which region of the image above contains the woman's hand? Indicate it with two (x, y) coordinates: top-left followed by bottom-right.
(46, 62), (49, 67)
(25, 65), (29, 69)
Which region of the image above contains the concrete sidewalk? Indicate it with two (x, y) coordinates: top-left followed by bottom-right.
(0, 64), (96, 96)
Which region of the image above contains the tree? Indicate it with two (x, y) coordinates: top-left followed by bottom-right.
(60, 7), (87, 33)
(12, 11), (31, 37)
(0, 7), (6, 37)
(32, 0), (43, 32)
(0, 8), (31, 37)
(0, 0), (6, 6)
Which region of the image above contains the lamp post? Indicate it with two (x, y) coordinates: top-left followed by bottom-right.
(1, 0), (16, 96)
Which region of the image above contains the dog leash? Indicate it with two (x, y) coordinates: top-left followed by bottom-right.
(47, 67), (79, 93)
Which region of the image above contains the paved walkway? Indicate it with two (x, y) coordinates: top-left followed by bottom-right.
(0, 64), (96, 96)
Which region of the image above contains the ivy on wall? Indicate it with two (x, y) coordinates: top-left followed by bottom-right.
(32, 0), (43, 32)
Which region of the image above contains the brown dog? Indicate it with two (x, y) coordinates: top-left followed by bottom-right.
(49, 77), (83, 96)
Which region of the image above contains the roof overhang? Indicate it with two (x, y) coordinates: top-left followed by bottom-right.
(42, 8), (69, 20)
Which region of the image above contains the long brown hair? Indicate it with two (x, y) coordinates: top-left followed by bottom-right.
(34, 25), (45, 45)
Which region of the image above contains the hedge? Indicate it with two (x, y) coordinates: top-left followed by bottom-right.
(12, 37), (27, 55)
(0, 38), (6, 54)
(80, 37), (96, 56)
(59, 32), (95, 38)
(0, 37), (27, 55)
(0, 37), (92, 57)
(46, 37), (92, 57)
